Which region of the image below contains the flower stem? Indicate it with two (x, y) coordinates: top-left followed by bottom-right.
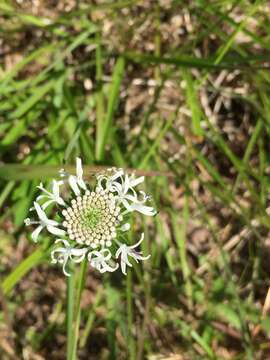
(67, 262), (75, 360)
(71, 259), (88, 360)
(127, 270), (136, 360)
(80, 286), (103, 348)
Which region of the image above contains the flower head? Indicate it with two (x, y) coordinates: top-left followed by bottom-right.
(24, 159), (156, 276)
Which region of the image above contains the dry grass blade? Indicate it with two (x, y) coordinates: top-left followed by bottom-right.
(0, 164), (174, 180)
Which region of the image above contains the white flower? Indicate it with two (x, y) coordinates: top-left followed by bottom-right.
(51, 239), (88, 276)
(68, 157), (87, 196)
(88, 248), (118, 273)
(115, 233), (150, 275)
(25, 158), (156, 277)
(24, 202), (65, 242)
(36, 180), (66, 209)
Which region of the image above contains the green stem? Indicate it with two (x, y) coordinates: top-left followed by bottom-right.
(80, 286), (103, 348)
(71, 259), (88, 360)
(127, 270), (136, 360)
(67, 262), (75, 360)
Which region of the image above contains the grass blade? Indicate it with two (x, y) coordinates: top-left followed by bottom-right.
(96, 57), (125, 161)
(2, 247), (46, 296)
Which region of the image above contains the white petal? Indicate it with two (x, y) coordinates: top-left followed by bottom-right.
(129, 175), (144, 188)
(115, 246), (122, 259)
(134, 253), (151, 261)
(51, 247), (66, 263)
(119, 251), (132, 274)
(130, 233), (144, 249)
(129, 203), (156, 216)
(121, 223), (130, 232)
(34, 202), (49, 223)
(47, 218), (61, 226)
(139, 191), (149, 201)
(37, 183), (51, 197)
(125, 191), (148, 204)
(116, 246), (132, 267)
(87, 251), (93, 262)
(51, 180), (59, 197)
(75, 158), (86, 190)
(110, 169), (124, 181)
(47, 225), (66, 236)
(122, 251), (133, 267)
(62, 256), (71, 276)
(78, 178), (87, 190)
(120, 260), (127, 275)
(68, 176), (80, 196)
(52, 181), (66, 205)
(36, 195), (46, 201)
(113, 183), (123, 195)
(123, 174), (130, 194)
(55, 238), (70, 247)
(57, 197), (66, 206)
(31, 225), (43, 242)
(124, 194), (142, 203)
(102, 263), (119, 273)
(70, 248), (88, 262)
(121, 198), (133, 211)
(76, 157), (83, 179)
(42, 200), (54, 210)
(70, 247), (87, 256)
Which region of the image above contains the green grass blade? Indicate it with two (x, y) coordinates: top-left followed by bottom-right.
(80, 287), (103, 348)
(139, 113), (175, 169)
(171, 201), (193, 308)
(123, 52), (267, 70)
(181, 69), (203, 136)
(96, 57), (125, 161)
(0, 45), (54, 89)
(95, 32), (105, 161)
(10, 80), (54, 119)
(1, 247), (46, 296)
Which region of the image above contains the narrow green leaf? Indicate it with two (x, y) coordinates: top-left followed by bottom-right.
(2, 248), (46, 295)
(0, 45), (54, 90)
(96, 57), (125, 161)
(182, 69), (203, 136)
(10, 81), (54, 119)
(139, 114), (175, 169)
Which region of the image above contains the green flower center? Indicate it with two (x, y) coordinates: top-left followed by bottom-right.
(82, 208), (102, 229)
